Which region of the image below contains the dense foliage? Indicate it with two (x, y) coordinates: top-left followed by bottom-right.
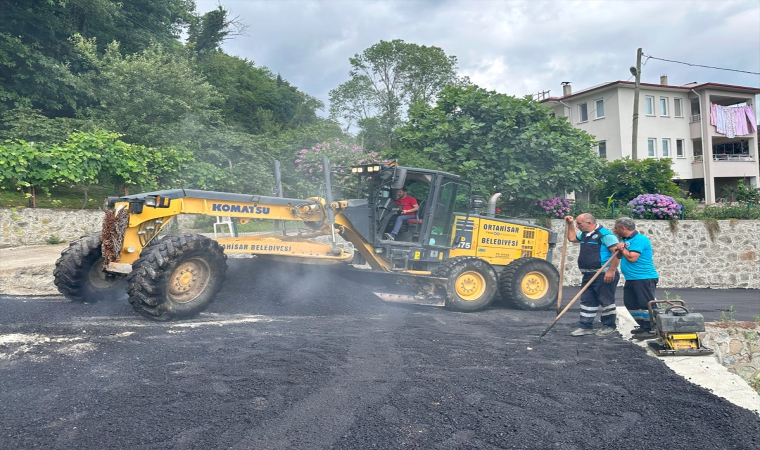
(395, 85), (602, 202)
(593, 157), (681, 204)
(0, 131), (191, 207)
(0, 1), (342, 206)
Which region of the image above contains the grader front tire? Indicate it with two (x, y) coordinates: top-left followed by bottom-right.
(53, 232), (127, 302)
(436, 256), (498, 312)
(126, 234), (227, 321)
(498, 258), (559, 311)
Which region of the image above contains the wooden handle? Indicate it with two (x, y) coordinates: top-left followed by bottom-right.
(557, 220), (570, 315)
(540, 250), (619, 338)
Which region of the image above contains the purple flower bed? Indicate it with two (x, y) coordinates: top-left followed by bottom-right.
(627, 194), (682, 220)
(534, 197), (571, 218)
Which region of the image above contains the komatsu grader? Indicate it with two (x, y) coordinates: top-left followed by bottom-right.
(53, 157), (560, 321)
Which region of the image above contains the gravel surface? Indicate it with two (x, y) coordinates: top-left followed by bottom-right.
(1, 258), (758, 449)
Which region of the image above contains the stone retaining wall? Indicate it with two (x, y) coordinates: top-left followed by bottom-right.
(0, 208), (104, 248)
(548, 219), (760, 289)
(701, 323), (760, 393)
(1, 209), (758, 289)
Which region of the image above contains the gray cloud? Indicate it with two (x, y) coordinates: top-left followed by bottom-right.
(198, 0), (759, 115)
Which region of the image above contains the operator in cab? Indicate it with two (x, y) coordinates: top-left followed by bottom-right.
(384, 187), (419, 241)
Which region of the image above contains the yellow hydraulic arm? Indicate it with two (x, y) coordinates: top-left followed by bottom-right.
(103, 189), (355, 273)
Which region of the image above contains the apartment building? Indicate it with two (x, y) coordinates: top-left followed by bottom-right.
(540, 78), (759, 203)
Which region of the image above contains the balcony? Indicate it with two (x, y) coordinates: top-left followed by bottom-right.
(711, 154), (754, 162)
(709, 154), (757, 177)
(689, 115), (701, 139)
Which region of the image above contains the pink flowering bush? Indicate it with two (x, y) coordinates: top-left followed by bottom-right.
(534, 197), (571, 218)
(294, 139), (386, 198)
(628, 194), (682, 220)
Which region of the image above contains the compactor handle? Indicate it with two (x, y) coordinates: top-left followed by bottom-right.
(665, 305), (690, 316)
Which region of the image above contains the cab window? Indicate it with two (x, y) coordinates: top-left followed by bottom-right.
(430, 179), (470, 247)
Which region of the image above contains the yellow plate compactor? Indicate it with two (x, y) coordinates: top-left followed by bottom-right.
(646, 300), (715, 356)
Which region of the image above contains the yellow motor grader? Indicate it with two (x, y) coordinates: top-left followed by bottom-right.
(54, 158), (560, 321)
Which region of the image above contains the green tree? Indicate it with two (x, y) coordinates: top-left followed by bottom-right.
(329, 39), (462, 151)
(0, 107), (101, 143)
(187, 5), (247, 54)
(595, 158), (680, 204)
(395, 85), (602, 202)
(0, 138), (101, 207)
(71, 37), (223, 148)
(0, 0), (194, 116)
(196, 52), (322, 134)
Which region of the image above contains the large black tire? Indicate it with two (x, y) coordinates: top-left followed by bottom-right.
(126, 234), (227, 321)
(434, 256), (498, 312)
(53, 232), (127, 302)
(498, 257), (559, 310)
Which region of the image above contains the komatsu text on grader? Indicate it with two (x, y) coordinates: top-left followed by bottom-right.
(54, 157), (560, 321)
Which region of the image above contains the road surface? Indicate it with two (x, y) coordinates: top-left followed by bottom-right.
(1, 259), (758, 449)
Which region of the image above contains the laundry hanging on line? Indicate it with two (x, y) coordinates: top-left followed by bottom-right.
(709, 103), (757, 137)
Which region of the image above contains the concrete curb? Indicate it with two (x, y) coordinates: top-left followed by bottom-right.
(616, 306), (760, 415)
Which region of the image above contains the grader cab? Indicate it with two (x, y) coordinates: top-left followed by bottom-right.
(54, 158), (560, 321)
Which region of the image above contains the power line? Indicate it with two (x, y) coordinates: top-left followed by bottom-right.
(642, 54), (760, 76)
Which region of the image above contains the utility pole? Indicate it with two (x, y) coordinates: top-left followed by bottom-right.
(630, 48), (642, 161)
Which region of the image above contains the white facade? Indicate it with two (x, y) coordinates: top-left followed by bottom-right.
(542, 80), (760, 203)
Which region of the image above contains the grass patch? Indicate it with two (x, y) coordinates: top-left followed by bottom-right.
(0, 185), (119, 209)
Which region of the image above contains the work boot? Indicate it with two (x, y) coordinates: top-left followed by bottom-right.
(595, 326), (617, 336)
(570, 328), (595, 337)
(384, 233), (395, 241)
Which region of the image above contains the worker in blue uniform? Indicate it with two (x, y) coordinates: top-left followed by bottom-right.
(564, 213), (621, 337)
(613, 217), (660, 337)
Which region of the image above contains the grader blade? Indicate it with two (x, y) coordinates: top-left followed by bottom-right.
(330, 267), (448, 307)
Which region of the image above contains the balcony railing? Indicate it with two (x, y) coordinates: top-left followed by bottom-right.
(689, 114), (701, 123)
(710, 154), (754, 161)
(692, 154), (755, 162)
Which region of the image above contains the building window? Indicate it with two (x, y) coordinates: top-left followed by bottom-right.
(578, 103), (588, 123)
(660, 97), (669, 116)
(662, 138), (670, 157)
(676, 139), (685, 158)
(645, 96), (654, 115)
(647, 138), (656, 157)
(595, 99), (605, 119)
(598, 141), (607, 159)
(674, 98), (683, 117)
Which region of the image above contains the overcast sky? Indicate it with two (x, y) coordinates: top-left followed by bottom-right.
(195, 0), (760, 117)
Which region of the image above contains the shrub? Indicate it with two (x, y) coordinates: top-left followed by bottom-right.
(628, 194), (682, 220)
(569, 200), (608, 218)
(534, 197), (571, 218)
(294, 140), (386, 199)
(678, 198), (701, 219)
(698, 204), (760, 220)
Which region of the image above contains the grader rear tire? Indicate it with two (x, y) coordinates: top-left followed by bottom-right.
(53, 232), (127, 302)
(498, 257), (559, 310)
(126, 234), (227, 321)
(435, 256), (498, 312)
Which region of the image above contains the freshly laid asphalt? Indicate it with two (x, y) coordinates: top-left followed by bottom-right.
(561, 286), (760, 322)
(1, 258), (758, 449)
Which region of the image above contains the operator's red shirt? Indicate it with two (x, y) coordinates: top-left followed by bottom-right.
(395, 195), (418, 216)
